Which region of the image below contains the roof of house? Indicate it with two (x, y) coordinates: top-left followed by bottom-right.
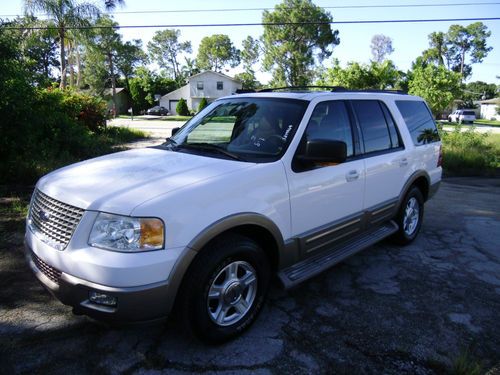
(188, 70), (240, 82)
(480, 98), (500, 105)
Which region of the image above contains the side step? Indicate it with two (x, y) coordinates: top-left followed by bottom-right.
(278, 221), (398, 289)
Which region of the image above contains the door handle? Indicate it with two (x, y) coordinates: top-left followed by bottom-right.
(346, 170), (359, 182)
(399, 158), (409, 167)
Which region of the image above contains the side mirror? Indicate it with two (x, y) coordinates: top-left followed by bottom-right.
(297, 139), (347, 164)
(171, 127), (180, 136)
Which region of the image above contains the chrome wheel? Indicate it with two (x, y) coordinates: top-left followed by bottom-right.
(403, 197), (420, 236)
(207, 261), (258, 327)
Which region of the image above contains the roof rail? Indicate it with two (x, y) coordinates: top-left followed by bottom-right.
(258, 85), (347, 93)
(235, 86), (408, 95)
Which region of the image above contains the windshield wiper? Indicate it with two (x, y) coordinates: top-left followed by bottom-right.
(176, 143), (244, 161)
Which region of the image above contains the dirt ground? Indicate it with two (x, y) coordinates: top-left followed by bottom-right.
(1, 178), (499, 374)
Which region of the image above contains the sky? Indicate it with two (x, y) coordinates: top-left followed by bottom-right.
(2, 0), (500, 84)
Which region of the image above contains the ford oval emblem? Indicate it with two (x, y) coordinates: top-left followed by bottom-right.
(38, 210), (51, 222)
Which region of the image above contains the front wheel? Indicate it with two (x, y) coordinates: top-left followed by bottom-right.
(176, 234), (270, 343)
(391, 187), (424, 245)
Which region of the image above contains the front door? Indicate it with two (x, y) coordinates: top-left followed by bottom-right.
(286, 100), (365, 256)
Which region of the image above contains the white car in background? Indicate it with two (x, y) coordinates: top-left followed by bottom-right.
(448, 109), (476, 124)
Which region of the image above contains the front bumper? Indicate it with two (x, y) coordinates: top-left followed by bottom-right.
(25, 242), (182, 322)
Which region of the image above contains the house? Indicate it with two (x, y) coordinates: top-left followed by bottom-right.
(479, 98), (500, 120)
(160, 71), (242, 115)
(103, 87), (131, 115)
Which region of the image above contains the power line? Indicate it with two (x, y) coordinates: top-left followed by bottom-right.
(1, 2), (499, 17)
(3, 17), (500, 30)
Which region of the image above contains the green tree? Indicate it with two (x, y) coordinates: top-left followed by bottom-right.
(421, 31), (449, 67)
(176, 98), (190, 116)
(198, 97), (208, 112)
(196, 34), (240, 72)
(460, 81), (498, 108)
(147, 29), (192, 82)
(180, 57), (200, 79)
(24, 0), (101, 88)
(262, 0), (339, 86)
(234, 72), (261, 90)
(317, 59), (401, 90)
(115, 39), (146, 92)
(408, 64), (462, 116)
(83, 16), (121, 114)
(129, 67), (176, 112)
(370, 34), (394, 63)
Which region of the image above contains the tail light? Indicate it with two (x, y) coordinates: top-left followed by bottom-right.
(437, 145), (443, 167)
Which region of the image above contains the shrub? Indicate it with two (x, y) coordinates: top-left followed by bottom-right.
(176, 98), (190, 116)
(440, 124), (499, 176)
(198, 97), (208, 112)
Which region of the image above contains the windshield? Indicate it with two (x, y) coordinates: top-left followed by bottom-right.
(166, 98), (308, 162)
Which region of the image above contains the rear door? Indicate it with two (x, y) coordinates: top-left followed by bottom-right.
(350, 100), (408, 223)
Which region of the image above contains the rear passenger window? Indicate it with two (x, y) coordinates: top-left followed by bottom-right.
(351, 100), (397, 154)
(396, 101), (440, 145)
(305, 101), (354, 157)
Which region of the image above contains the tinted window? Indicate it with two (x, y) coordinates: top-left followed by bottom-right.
(197, 81), (203, 90)
(380, 103), (402, 148)
(305, 101), (354, 157)
(396, 100), (440, 145)
(463, 111), (475, 116)
(352, 100), (392, 153)
(217, 81), (223, 90)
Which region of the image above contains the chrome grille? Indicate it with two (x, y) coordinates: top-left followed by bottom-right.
(29, 189), (84, 250)
(31, 251), (61, 284)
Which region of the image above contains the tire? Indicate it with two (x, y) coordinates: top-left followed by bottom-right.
(176, 233), (270, 343)
(391, 187), (424, 245)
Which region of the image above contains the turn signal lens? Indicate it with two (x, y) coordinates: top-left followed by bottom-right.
(140, 219), (164, 249)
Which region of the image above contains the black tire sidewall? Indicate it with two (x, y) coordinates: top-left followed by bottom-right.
(186, 236), (270, 343)
(396, 187), (424, 244)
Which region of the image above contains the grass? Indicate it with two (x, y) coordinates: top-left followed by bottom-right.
(474, 119), (500, 127)
(451, 348), (483, 375)
(98, 126), (147, 144)
(440, 124), (500, 177)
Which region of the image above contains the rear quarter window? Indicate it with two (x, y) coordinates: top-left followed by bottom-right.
(395, 100), (440, 146)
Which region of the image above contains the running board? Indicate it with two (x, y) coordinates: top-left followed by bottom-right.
(278, 221), (398, 289)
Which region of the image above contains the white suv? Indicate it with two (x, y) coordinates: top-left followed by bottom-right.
(25, 89), (442, 342)
(448, 109), (476, 124)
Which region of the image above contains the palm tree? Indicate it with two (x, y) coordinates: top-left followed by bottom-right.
(24, 0), (101, 88)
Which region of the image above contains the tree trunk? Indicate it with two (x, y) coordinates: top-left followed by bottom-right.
(68, 42), (74, 87)
(76, 48), (82, 88)
(59, 27), (66, 89)
(108, 52), (117, 118)
(460, 47), (466, 79)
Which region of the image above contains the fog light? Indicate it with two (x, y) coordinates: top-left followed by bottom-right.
(89, 291), (117, 307)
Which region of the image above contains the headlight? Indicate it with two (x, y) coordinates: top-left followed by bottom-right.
(89, 213), (164, 252)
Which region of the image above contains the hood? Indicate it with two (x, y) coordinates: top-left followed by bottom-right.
(37, 148), (251, 215)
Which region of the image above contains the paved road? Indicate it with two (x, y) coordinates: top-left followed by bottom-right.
(1, 178), (500, 374)
(109, 118), (188, 148)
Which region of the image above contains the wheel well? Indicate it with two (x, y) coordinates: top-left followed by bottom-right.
(201, 225), (280, 272)
(412, 176), (429, 201)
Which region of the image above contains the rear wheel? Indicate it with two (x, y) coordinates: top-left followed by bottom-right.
(177, 234), (270, 343)
(392, 187), (424, 245)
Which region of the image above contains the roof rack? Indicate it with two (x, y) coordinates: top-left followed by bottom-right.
(235, 86), (408, 95)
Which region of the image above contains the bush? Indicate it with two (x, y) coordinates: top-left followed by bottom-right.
(176, 98), (190, 116)
(198, 97), (208, 112)
(440, 124), (499, 176)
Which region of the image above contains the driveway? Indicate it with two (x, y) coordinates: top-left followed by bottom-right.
(1, 178), (499, 374)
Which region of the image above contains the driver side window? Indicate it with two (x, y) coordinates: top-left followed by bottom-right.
(305, 101), (354, 157)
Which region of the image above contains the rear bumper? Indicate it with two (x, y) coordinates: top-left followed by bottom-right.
(25, 242), (177, 323)
(428, 181), (441, 200)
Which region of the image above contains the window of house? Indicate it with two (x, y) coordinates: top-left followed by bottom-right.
(217, 81), (223, 90)
(197, 81), (204, 90)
